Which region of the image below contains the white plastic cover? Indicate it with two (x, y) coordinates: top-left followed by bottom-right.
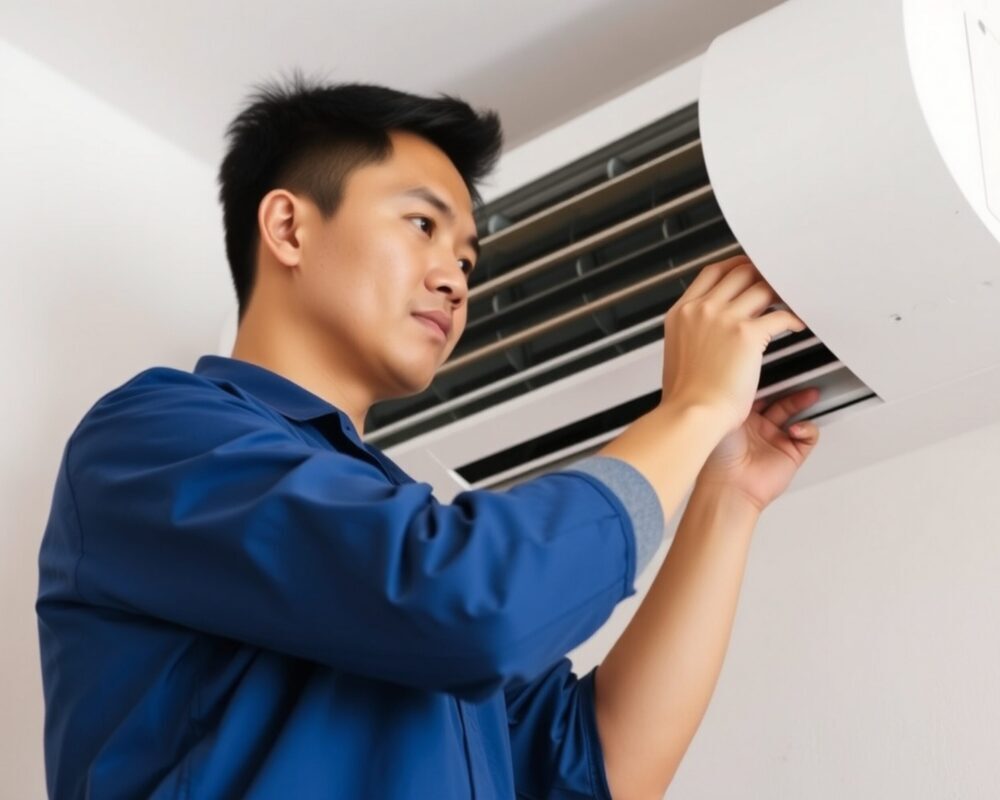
(699, 0), (1000, 402)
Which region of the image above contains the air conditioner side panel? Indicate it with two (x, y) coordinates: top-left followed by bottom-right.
(699, 0), (1000, 403)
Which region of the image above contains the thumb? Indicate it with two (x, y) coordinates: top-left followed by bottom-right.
(788, 420), (820, 446)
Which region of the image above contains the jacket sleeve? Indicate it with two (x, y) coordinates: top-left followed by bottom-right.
(505, 657), (614, 800)
(61, 378), (664, 702)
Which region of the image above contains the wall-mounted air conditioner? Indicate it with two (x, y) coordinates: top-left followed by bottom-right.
(366, 0), (1000, 505)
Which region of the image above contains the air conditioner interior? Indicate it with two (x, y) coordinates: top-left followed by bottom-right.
(366, 101), (879, 487)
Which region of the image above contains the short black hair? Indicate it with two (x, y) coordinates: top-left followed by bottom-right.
(217, 69), (504, 322)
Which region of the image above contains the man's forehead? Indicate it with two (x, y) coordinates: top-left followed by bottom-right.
(383, 133), (474, 208)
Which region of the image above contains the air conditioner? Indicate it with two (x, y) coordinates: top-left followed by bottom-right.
(367, 0), (1000, 504)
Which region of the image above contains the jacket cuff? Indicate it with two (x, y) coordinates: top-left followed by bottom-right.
(562, 455), (664, 576)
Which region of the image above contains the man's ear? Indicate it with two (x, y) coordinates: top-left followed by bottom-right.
(257, 189), (305, 269)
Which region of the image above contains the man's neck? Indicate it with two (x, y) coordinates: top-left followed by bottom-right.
(230, 317), (372, 437)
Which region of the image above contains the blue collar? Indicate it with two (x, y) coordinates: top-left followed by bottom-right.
(193, 355), (362, 440)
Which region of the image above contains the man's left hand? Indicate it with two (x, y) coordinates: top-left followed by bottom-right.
(695, 386), (822, 513)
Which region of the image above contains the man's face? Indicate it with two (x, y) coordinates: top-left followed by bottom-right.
(293, 130), (479, 402)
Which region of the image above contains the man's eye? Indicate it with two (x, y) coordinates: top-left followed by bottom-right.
(412, 216), (473, 276)
(411, 216), (433, 235)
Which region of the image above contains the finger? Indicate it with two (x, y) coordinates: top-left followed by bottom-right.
(754, 308), (807, 342)
(762, 387), (821, 427)
(711, 260), (765, 303)
(788, 419), (820, 446)
(681, 255), (752, 301)
(731, 280), (780, 318)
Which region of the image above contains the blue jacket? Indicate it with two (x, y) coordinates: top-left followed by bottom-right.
(37, 355), (664, 799)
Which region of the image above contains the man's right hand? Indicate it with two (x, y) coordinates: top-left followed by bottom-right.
(660, 255), (806, 435)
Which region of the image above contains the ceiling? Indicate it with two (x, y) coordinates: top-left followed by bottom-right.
(0, 0), (784, 169)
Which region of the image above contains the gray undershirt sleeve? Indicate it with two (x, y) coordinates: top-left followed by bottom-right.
(562, 454), (665, 576)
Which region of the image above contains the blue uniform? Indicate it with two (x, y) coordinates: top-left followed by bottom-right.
(37, 355), (664, 799)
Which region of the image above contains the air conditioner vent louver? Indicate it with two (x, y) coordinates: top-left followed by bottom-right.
(367, 100), (877, 489)
(457, 334), (836, 484)
(475, 102), (702, 239)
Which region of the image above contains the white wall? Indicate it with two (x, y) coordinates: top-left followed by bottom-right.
(3, 32), (999, 800)
(568, 417), (1000, 798)
(0, 39), (232, 798)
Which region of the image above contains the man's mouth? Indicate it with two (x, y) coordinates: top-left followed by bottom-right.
(413, 314), (448, 341)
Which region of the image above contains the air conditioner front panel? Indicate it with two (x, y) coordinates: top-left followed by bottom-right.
(699, 0), (1000, 404)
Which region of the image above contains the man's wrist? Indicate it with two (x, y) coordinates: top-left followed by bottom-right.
(655, 396), (731, 439)
(691, 475), (765, 518)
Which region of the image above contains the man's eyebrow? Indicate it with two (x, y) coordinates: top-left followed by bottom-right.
(398, 186), (480, 260)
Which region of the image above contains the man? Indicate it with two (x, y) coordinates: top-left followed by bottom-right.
(37, 73), (820, 799)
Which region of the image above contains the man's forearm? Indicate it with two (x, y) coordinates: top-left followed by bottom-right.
(594, 479), (761, 799)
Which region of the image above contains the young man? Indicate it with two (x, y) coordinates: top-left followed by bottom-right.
(37, 74), (820, 799)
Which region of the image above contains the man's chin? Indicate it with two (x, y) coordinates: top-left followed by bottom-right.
(381, 369), (437, 403)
